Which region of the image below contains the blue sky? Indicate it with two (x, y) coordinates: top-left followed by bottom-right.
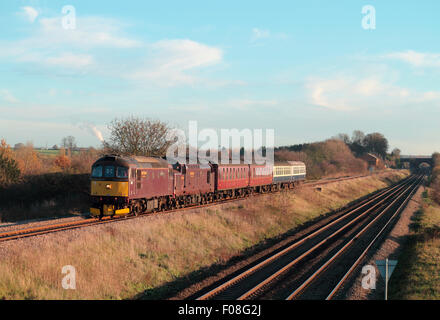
(0, 1), (439, 154)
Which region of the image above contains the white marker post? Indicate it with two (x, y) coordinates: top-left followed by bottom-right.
(376, 259), (397, 300)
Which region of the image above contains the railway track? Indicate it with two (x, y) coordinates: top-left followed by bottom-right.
(0, 173), (378, 243)
(194, 174), (422, 300)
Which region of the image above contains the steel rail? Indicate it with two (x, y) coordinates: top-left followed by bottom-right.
(0, 174), (391, 242)
(285, 176), (422, 300)
(235, 177), (414, 300)
(195, 175), (414, 300)
(325, 176), (423, 300)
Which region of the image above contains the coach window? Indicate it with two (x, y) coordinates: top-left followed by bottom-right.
(207, 171), (210, 184)
(116, 167), (128, 178)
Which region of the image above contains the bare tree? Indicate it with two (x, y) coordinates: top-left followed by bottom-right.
(335, 133), (351, 145)
(61, 136), (77, 150)
(391, 148), (401, 158)
(103, 117), (173, 157)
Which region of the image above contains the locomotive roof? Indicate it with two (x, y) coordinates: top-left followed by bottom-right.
(93, 155), (170, 169)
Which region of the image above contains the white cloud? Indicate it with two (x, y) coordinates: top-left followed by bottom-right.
(384, 50), (440, 68)
(306, 74), (440, 111)
(227, 99), (278, 110)
(3, 14), (230, 86)
(21, 6), (39, 23)
(32, 17), (141, 49)
(15, 52), (94, 69)
(0, 89), (19, 103)
(251, 28), (270, 42)
(0, 16), (141, 73)
(45, 53), (94, 68)
(129, 39), (223, 86)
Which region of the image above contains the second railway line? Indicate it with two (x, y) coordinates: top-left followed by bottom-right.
(194, 174), (423, 300)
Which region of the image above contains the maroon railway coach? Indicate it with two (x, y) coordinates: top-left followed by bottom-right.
(90, 155), (306, 218)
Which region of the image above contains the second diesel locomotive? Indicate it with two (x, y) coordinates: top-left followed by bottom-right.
(90, 155), (306, 218)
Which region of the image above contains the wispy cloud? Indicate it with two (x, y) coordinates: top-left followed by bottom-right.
(129, 39), (223, 86)
(251, 28), (270, 42)
(250, 28), (289, 44)
(383, 50), (440, 68)
(16, 52), (94, 69)
(0, 89), (19, 103)
(45, 53), (94, 68)
(306, 74), (440, 111)
(0, 15), (141, 74)
(227, 99), (278, 110)
(36, 17), (142, 49)
(20, 6), (39, 23)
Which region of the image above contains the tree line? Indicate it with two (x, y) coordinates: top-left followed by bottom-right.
(0, 117), (418, 186)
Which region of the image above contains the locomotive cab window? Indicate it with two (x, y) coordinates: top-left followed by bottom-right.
(104, 166), (115, 178)
(91, 165), (103, 177)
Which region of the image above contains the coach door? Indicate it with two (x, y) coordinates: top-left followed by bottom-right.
(136, 169), (142, 194)
(130, 169), (136, 196)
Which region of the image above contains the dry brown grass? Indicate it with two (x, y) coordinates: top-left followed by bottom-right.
(0, 170), (409, 300)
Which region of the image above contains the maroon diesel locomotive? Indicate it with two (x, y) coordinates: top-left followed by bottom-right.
(90, 155), (306, 218)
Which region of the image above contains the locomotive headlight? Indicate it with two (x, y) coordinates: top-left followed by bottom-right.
(106, 184), (112, 189)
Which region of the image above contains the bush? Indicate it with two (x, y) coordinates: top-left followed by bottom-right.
(0, 139), (21, 186)
(431, 152), (440, 204)
(13, 143), (42, 175)
(0, 173), (90, 208)
(275, 139), (368, 179)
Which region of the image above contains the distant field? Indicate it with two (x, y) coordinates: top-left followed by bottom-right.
(36, 149), (59, 156)
(35, 149), (80, 157)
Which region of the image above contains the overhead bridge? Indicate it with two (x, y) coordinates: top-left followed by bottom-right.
(400, 155), (433, 168)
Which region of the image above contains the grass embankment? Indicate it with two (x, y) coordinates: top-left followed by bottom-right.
(389, 188), (440, 299)
(0, 170), (408, 300)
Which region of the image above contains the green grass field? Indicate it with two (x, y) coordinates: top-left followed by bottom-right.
(35, 149), (80, 157)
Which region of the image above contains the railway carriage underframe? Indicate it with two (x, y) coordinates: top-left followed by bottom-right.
(123, 180), (300, 217)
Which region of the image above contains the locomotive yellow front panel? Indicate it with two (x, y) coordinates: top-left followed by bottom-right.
(91, 181), (129, 197)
